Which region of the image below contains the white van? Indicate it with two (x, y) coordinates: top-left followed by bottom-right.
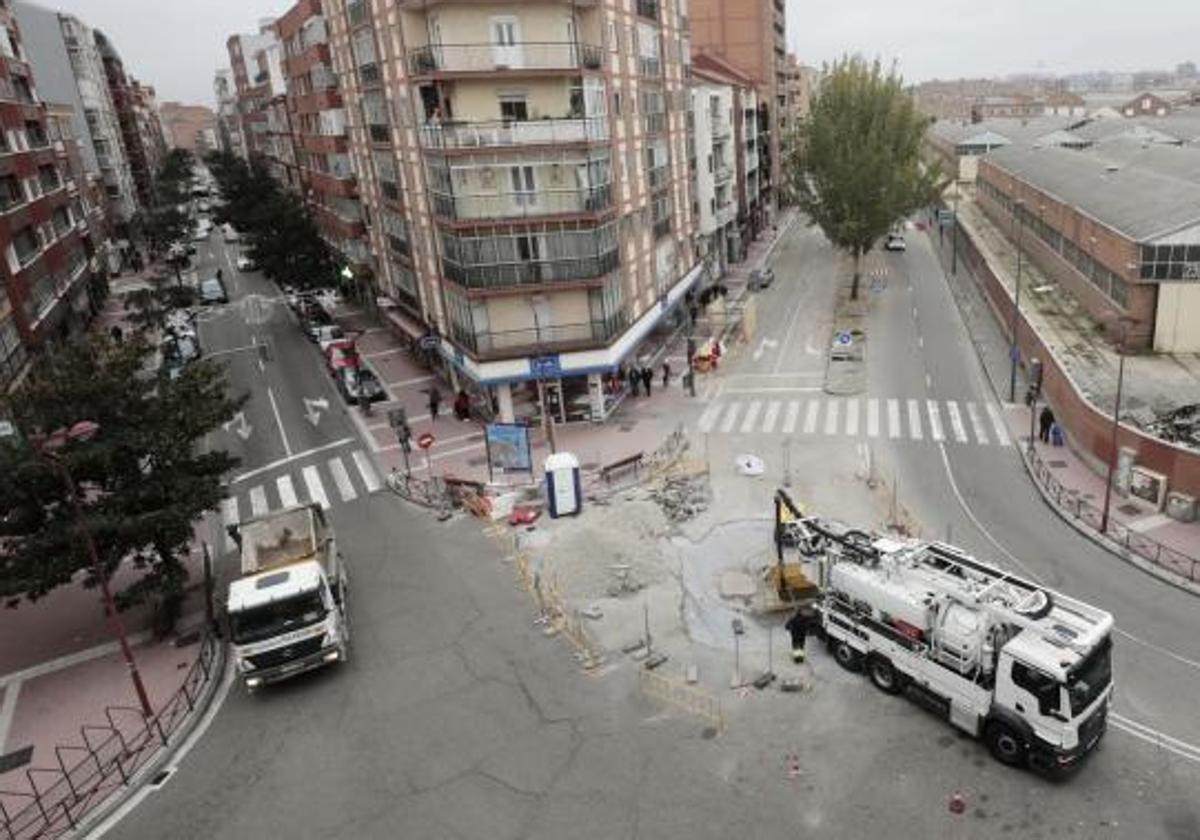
(223, 223), (240, 243)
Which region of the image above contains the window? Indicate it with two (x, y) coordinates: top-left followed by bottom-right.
(25, 120), (47, 147)
(347, 0), (368, 27)
(1011, 660), (1061, 716)
(510, 166), (535, 207)
(499, 97), (528, 122)
(39, 165), (60, 193)
(11, 225), (40, 265)
(52, 205), (71, 235)
(12, 75), (34, 104)
(0, 174), (22, 210)
(0, 314), (27, 387)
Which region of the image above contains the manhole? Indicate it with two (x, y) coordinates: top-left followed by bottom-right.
(0, 746), (33, 775)
(1047, 460), (1068, 468)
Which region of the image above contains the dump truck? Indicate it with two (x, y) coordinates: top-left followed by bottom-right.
(226, 504), (349, 691)
(807, 520), (1112, 773)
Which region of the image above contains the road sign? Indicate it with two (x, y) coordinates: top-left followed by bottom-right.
(418, 334), (440, 351)
(835, 331), (853, 346)
(417, 432), (435, 450)
(530, 354), (562, 378)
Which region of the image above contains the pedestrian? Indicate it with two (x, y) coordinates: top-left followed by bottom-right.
(1039, 405), (1055, 443)
(628, 366), (640, 397)
(785, 604), (819, 663)
(641, 366), (653, 397)
(428, 385), (442, 421)
(453, 389), (470, 421)
(662, 361), (671, 389)
(216, 268), (223, 282)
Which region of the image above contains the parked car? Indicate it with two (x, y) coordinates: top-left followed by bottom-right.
(222, 223), (240, 243)
(315, 324), (347, 352)
(325, 340), (360, 376)
(192, 227), (210, 242)
(749, 267), (775, 290)
(303, 310), (335, 341)
(336, 366), (385, 404)
(236, 253), (257, 271)
(160, 334), (201, 380)
(885, 232), (907, 251)
(199, 276), (228, 305)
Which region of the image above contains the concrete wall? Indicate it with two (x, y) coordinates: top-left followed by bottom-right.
(1154, 282), (1200, 352)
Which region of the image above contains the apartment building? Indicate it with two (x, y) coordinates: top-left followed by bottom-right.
(128, 80), (167, 177)
(688, 0), (784, 215)
(780, 53), (815, 135)
(213, 69), (242, 156)
(0, 3), (105, 390)
(159, 101), (216, 154)
(226, 22), (278, 163)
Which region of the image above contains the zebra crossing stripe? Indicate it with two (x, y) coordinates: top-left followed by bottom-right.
(762, 401), (782, 434)
(302, 465), (330, 510)
(249, 486), (269, 517)
(220, 497), (239, 554)
(741, 400), (763, 434)
(720, 402), (742, 434)
(824, 399), (840, 435)
(907, 399), (923, 440)
(697, 402), (722, 434)
(352, 449), (382, 492)
(986, 403), (1011, 446)
(804, 401), (820, 434)
(927, 400), (946, 442)
(967, 402), (990, 445)
(847, 399), (861, 436)
(888, 399), (901, 439)
(946, 401), (968, 443)
(783, 401), (800, 434)
(867, 399), (880, 438)
(276, 474), (299, 508)
(329, 457), (357, 502)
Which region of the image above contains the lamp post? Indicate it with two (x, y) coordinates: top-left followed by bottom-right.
(33, 421), (156, 720)
(1099, 317), (1135, 535)
(1007, 198), (1027, 402)
(951, 183), (960, 276)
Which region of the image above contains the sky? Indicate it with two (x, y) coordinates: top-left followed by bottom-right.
(27, 0), (1200, 108)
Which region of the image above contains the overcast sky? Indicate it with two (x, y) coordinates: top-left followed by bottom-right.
(31, 0), (1200, 107)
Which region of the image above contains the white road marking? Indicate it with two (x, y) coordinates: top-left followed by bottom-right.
(927, 400), (945, 442)
(249, 486), (269, 517)
(740, 400), (763, 434)
(845, 399), (860, 436)
(302, 465), (329, 510)
(762, 401), (781, 434)
(329, 457), (357, 502)
(946, 400), (968, 443)
(986, 403), (1011, 446)
(866, 399), (880, 438)
(782, 401), (800, 434)
(352, 449), (381, 492)
(697, 402), (722, 434)
(720, 402), (742, 434)
(387, 374), (436, 388)
(276, 475), (299, 508)
(823, 399), (840, 435)
(967, 402), (989, 445)
(266, 386), (292, 458)
(887, 399), (901, 439)
(803, 401), (820, 434)
(0, 679), (21, 751)
(220, 497), (239, 553)
(907, 398), (923, 440)
(230, 438), (355, 485)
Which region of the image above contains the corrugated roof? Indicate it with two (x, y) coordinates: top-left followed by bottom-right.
(982, 142), (1200, 241)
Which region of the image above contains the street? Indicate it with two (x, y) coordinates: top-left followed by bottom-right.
(99, 222), (1200, 840)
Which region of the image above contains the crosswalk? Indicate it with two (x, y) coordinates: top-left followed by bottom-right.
(696, 396), (1012, 449)
(220, 448), (381, 553)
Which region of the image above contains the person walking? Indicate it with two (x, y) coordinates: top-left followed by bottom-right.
(641, 366), (653, 397)
(428, 386), (442, 421)
(1039, 405), (1055, 443)
(628, 366), (640, 397)
(661, 361), (671, 389)
(785, 604), (819, 663)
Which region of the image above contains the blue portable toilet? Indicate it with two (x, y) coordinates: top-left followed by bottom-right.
(545, 452), (582, 518)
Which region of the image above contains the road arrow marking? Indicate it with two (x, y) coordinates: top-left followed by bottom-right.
(222, 411), (253, 440)
(304, 397), (329, 427)
(752, 337), (779, 361)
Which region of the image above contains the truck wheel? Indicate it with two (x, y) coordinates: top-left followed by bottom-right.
(833, 640), (863, 672)
(986, 722), (1027, 767)
(867, 655), (902, 695)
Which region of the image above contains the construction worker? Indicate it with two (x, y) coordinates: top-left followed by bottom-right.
(785, 604), (819, 663)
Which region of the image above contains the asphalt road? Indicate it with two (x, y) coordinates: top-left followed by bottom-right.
(97, 222), (1200, 840)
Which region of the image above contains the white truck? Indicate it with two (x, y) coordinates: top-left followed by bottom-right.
(226, 504), (350, 691)
(809, 524), (1112, 773)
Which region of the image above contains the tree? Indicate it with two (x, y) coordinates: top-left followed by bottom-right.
(123, 284), (198, 333)
(0, 335), (243, 632)
(786, 56), (946, 299)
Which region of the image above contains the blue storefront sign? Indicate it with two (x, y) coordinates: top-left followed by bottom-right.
(529, 354), (562, 378)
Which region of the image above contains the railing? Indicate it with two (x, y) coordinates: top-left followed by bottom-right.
(638, 56), (661, 77)
(419, 117), (608, 150)
(1027, 444), (1200, 583)
(408, 42), (603, 75)
(454, 318), (624, 356)
(430, 184), (612, 221)
(442, 249), (619, 291)
(0, 632), (224, 839)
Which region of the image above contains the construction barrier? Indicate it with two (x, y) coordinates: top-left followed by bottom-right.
(637, 669), (725, 733)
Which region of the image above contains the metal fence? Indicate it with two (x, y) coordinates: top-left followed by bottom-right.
(0, 631), (224, 840)
(1027, 445), (1200, 583)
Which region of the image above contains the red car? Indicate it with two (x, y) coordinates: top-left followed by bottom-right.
(324, 340), (361, 376)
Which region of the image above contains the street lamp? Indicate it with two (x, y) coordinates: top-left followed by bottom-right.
(951, 182), (961, 276)
(33, 421), (156, 720)
(1007, 198), (1027, 402)
(1099, 317), (1135, 535)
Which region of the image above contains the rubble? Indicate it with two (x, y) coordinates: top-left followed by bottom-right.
(1135, 403), (1200, 449)
(649, 473), (711, 522)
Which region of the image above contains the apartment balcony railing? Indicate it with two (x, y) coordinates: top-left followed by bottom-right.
(453, 316), (625, 358)
(638, 56), (661, 77)
(637, 0), (660, 20)
(442, 248), (619, 292)
(431, 184), (612, 222)
(647, 165), (668, 192)
(408, 42), (603, 75)
(420, 117), (608, 150)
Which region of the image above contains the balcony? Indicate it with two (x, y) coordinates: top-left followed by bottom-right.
(643, 112), (666, 135)
(647, 165), (668, 192)
(431, 184), (612, 222)
(420, 117), (608, 150)
(453, 317), (625, 359)
(713, 160), (733, 183)
(442, 247), (619, 292)
(711, 120), (731, 139)
(408, 42), (603, 76)
(638, 56), (661, 77)
(715, 201), (736, 227)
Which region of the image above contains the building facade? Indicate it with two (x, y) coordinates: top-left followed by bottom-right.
(213, 69), (242, 155)
(159, 101), (215, 154)
(226, 23), (278, 164)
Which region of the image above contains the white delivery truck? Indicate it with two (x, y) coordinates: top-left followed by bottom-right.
(809, 524), (1112, 773)
(226, 504), (349, 691)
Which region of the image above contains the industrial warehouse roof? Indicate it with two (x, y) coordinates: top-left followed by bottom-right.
(929, 116), (1073, 147)
(983, 142), (1200, 241)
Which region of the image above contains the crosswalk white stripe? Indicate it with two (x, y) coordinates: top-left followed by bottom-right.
(927, 400), (946, 442)
(967, 402), (990, 446)
(783, 401), (801, 434)
(986, 403), (1011, 446)
(867, 399), (880, 438)
(276, 474), (299, 508)
(762, 401), (781, 434)
(888, 399), (901, 439)
(329, 457), (357, 502)
(845, 399), (860, 436)
(803, 401), (820, 434)
(302, 465), (330, 510)
(249, 485), (269, 517)
(824, 399), (840, 435)
(697, 402), (722, 434)
(720, 402), (742, 434)
(741, 400), (763, 434)
(907, 399), (923, 440)
(220, 497), (239, 553)
(352, 449), (382, 492)
(946, 401), (968, 443)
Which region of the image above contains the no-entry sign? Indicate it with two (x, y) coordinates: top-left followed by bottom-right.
(417, 432), (435, 449)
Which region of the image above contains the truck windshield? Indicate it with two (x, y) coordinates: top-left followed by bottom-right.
(1067, 635), (1112, 717)
(230, 591), (327, 645)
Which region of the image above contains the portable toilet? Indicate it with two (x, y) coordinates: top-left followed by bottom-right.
(544, 452), (582, 518)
